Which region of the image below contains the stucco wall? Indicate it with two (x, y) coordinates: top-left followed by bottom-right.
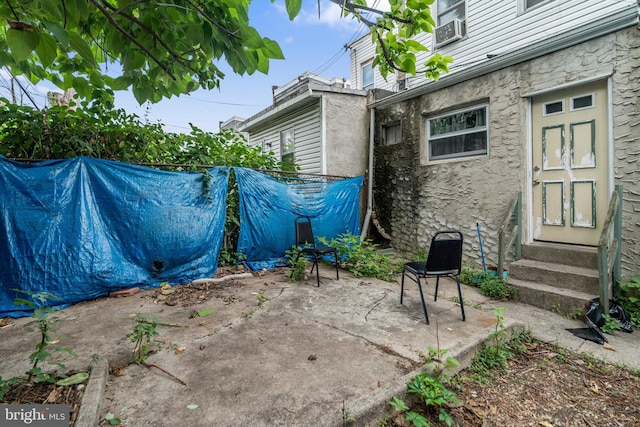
(324, 93), (369, 177)
(611, 28), (640, 278)
(373, 27), (640, 277)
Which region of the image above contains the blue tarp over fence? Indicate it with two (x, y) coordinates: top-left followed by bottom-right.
(0, 156), (229, 317)
(235, 167), (363, 270)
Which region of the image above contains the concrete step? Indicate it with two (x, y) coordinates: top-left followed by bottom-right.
(508, 278), (595, 316)
(508, 258), (598, 294)
(521, 242), (597, 269)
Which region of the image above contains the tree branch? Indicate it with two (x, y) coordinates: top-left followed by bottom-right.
(374, 29), (409, 74)
(111, 0), (148, 17)
(89, 0), (176, 80)
(182, 0), (241, 40)
(4, 0), (20, 21)
(62, 0), (67, 28)
(100, 0), (203, 76)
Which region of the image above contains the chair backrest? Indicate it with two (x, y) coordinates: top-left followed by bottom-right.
(425, 230), (463, 274)
(295, 216), (316, 247)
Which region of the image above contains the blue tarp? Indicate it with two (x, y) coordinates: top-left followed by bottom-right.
(0, 156), (229, 317)
(235, 167), (363, 270)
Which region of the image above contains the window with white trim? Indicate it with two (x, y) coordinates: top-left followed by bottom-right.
(362, 61), (374, 91)
(543, 100), (564, 116)
(437, 0), (466, 26)
(570, 93), (595, 111)
(280, 128), (295, 166)
(524, 0), (552, 12)
(427, 105), (488, 161)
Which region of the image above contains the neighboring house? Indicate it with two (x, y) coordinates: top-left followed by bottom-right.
(219, 116), (247, 132)
(237, 72), (369, 177)
(348, 0), (640, 285)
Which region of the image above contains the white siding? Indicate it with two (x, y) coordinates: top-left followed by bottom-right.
(247, 103), (322, 174)
(350, 0), (636, 90)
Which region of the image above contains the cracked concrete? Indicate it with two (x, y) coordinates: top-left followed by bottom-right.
(1, 266), (638, 426)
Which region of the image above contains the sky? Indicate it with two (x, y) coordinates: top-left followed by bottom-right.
(0, 1), (375, 133)
(0, 0), (373, 134)
(113, 0), (373, 133)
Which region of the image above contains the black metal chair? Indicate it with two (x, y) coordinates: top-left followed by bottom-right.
(294, 216), (339, 287)
(400, 230), (466, 324)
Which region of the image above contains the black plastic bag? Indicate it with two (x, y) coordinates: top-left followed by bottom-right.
(568, 298), (634, 344)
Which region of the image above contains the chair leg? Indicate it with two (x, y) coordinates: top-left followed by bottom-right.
(314, 256), (320, 287)
(456, 276), (466, 321)
(400, 271), (405, 304)
(434, 276), (440, 301)
(334, 250), (339, 280)
(416, 277), (430, 325)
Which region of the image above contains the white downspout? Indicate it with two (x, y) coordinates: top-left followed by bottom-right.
(360, 107), (375, 241)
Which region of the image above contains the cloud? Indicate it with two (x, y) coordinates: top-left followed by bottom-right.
(295, 1), (362, 32)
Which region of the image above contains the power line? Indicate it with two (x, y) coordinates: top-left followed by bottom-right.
(183, 96), (268, 107)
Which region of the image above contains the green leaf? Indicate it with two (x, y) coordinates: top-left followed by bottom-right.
(41, 0), (65, 22)
(43, 20), (69, 48)
(263, 38), (284, 59)
(56, 372), (89, 386)
(197, 309), (215, 317)
(6, 29), (38, 63)
(186, 404), (199, 410)
(68, 32), (98, 68)
(256, 51), (269, 74)
(104, 412), (121, 425)
(35, 33), (58, 68)
(110, 76), (132, 91)
(284, 0), (303, 19)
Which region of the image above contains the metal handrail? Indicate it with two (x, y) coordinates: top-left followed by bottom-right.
(597, 185), (623, 314)
(498, 192), (522, 278)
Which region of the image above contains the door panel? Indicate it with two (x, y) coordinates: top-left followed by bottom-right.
(532, 81), (608, 245)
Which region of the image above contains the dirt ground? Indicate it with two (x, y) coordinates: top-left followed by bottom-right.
(386, 339), (640, 427)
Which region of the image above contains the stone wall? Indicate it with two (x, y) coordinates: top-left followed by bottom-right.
(611, 27), (640, 278)
(373, 26), (640, 277)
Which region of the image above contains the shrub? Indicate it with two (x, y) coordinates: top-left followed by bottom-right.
(460, 265), (516, 300)
(618, 277), (640, 326)
(319, 233), (400, 282)
(284, 246), (309, 282)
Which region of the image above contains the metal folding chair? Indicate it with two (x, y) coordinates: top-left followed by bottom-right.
(400, 230), (466, 324)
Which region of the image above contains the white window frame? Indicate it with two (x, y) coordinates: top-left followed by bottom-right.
(361, 61), (374, 91)
(519, 0), (553, 14)
(280, 128), (295, 163)
(426, 104), (489, 162)
(436, 0), (466, 26)
(570, 92), (595, 112)
(542, 99), (565, 116)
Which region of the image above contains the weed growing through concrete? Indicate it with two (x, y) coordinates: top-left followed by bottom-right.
(256, 291), (270, 307)
(389, 347), (461, 427)
(319, 232), (401, 282)
(600, 314), (622, 334)
(0, 292), (85, 400)
(126, 314), (160, 364)
(618, 277), (640, 325)
(460, 265), (516, 300)
(285, 246), (309, 281)
(465, 308), (530, 384)
(12, 291), (77, 383)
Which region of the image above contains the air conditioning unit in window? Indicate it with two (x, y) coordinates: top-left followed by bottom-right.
(435, 19), (465, 48)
